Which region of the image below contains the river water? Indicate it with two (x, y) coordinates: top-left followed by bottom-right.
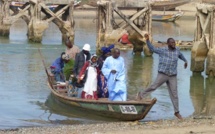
(0, 18), (215, 129)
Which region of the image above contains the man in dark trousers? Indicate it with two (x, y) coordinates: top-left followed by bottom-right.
(137, 33), (188, 120)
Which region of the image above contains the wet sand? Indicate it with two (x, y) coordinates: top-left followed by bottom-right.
(1, 116), (215, 134)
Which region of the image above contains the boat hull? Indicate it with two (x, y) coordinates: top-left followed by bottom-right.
(50, 88), (157, 121)
(44, 63), (156, 121)
(151, 0), (190, 11)
(152, 12), (183, 22)
(82, 0), (190, 11)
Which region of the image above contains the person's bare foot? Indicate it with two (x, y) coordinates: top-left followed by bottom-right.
(174, 112), (183, 120)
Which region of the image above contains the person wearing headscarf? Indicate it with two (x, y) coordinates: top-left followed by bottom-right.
(97, 44), (114, 98)
(50, 52), (70, 82)
(78, 54), (99, 100)
(98, 44), (115, 70)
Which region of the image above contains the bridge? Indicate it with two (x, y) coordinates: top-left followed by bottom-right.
(191, 2), (215, 77)
(0, 0), (75, 42)
(1, 0), (215, 77)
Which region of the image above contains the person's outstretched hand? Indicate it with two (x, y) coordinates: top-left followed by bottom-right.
(144, 33), (149, 41)
(184, 62), (188, 69)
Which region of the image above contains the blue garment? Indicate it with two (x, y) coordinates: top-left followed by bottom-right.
(51, 57), (64, 73)
(102, 56), (127, 101)
(51, 57), (65, 82)
(146, 40), (187, 76)
(101, 44), (115, 54)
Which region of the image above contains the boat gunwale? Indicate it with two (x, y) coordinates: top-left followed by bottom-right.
(48, 83), (157, 105)
(152, 12), (183, 21)
(151, 0), (190, 6)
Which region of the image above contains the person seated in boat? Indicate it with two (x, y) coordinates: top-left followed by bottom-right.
(73, 44), (91, 97)
(50, 52), (70, 82)
(102, 48), (127, 101)
(77, 54), (99, 100)
(97, 44), (115, 98)
(118, 31), (133, 47)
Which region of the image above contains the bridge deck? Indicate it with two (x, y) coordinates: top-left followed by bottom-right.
(13, 0), (73, 5)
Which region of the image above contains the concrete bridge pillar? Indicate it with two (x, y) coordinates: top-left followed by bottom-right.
(27, 1), (48, 42)
(96, 0), (152, 56)
(191, 41), (208, 72)
(0, 0), (11, 36)
(191, 3), (215, 77)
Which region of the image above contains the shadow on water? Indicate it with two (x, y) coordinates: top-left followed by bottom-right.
(190, 73), (215, 116)
(34, 94), (118, 125)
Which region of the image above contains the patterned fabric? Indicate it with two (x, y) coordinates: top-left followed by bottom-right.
(146, 40), (187, 76)
(98, 74), (109, 98)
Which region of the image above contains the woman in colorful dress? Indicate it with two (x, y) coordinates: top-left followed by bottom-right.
(97, 44), (114, 98)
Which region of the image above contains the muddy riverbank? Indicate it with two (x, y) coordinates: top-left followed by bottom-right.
(1, 116), (215, 134)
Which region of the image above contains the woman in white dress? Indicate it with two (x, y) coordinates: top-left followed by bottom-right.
(78, 54), (99, 100)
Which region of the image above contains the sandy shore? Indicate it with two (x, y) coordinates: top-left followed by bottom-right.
(1, 116), (215, 134)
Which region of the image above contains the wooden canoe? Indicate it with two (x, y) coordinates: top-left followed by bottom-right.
(46, 73), (157, 121)
(152, 11), (183, 22)
(80, 0), (190, 11)
(151, 0), (191, 11)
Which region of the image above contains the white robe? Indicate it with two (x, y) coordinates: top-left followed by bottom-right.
(83, 66), (97, 96)
(102, 56), (127, 101)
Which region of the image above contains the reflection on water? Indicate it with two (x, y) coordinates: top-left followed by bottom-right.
(190, 73), (215, 116)
(127, 56), (153, 96)
(1, 18), (215, 129)
(32, 94), (110, 125)
(42, 94), (117, 122)
(152, 20), (195, 42)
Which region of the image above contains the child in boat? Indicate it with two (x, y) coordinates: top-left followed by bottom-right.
(50, 52), (70, 82)
(78, 54), (99, 100)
